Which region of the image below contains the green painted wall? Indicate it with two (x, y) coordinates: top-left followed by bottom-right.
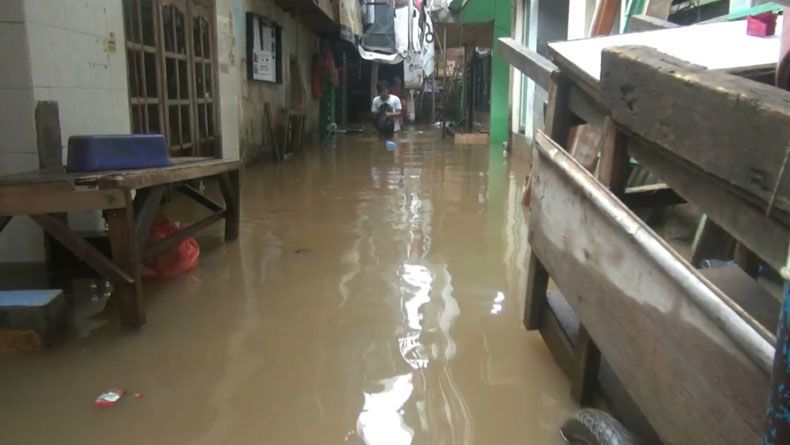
(456, 0), (511, 145)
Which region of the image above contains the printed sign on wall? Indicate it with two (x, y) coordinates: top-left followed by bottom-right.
(247, 13), (281, 83)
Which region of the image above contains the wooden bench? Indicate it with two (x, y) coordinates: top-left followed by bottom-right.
(0, 157), (241, 329)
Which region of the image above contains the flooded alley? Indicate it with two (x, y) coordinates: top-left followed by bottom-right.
(1, 130), (572, 444)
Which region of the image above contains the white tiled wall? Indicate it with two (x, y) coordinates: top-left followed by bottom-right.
(0, 0), (132, 262)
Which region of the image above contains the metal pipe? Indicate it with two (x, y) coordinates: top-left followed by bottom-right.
(441, 25), (447, 138)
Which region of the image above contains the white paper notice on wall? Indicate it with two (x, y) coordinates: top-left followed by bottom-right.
(250, 15), (276, 82)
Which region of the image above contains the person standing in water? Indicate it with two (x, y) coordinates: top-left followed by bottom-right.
(371, 80), (403, 137)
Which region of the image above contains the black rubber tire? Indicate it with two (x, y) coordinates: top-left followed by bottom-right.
(560, 409), (640, 445)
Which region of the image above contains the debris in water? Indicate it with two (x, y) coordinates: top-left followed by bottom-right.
(94, 388), (126, 407)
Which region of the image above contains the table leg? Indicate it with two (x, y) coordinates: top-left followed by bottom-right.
(106, 193), (145, 330)
(220, 170), (241, 242)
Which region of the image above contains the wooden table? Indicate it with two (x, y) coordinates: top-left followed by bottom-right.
(500, 18), (788, 444)
(0, 157), (241, 329)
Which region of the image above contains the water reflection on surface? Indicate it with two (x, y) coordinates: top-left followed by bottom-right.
(0, 129), (572, 444)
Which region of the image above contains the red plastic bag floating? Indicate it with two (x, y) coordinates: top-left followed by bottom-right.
(141, 214), (200, 279)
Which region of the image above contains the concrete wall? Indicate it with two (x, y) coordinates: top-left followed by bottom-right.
(216, 0), (320, 163)
(0, 0), (321, 263)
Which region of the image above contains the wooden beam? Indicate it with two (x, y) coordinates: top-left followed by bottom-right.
(142, 210), (227, 260)
(601, 46), (790, 218)
(30, 214), (133, 285)
(498, 37), (559, 90)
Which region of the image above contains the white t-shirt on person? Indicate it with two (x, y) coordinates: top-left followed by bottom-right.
(371, 95), (403, 131)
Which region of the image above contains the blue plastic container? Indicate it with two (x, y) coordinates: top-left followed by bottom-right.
(67, 134), (171, 172)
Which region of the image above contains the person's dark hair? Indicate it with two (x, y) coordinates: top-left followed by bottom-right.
(377, 79), (390, 92)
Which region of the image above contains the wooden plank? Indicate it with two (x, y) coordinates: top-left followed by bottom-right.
(142, 210), (227, 260)
(29, 214), (133, 285)
(106, 192), (145, 330)
(95, 159), (240, 189)
(498, 37), (559, 90)
(531, 130), (773, 445)
(628, 133), (789, 273)
(0, 189), (126, 216)
(627, 14), (679, 33)
(602, 46), (790, 217)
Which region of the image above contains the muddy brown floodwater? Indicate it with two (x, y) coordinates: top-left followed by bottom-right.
(0, 129), (572, 444)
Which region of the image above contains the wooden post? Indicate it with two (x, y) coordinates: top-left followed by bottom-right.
(598, 116), (630, 194)
(106, 191), (145, 330)
(220, 171), (241, 242)
(570, 325), (601, 405)
(523, 75), (571, 329)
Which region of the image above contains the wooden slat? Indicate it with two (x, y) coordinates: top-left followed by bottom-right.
(30, 214), (133, 284)
(601, 45), (790, 218)
(0, 188), (126, 216)
(498, 37), (559, 91)
(531, 130), (772, 445)
(95, 159), (240, 189)
(629, 134), (789, 273)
